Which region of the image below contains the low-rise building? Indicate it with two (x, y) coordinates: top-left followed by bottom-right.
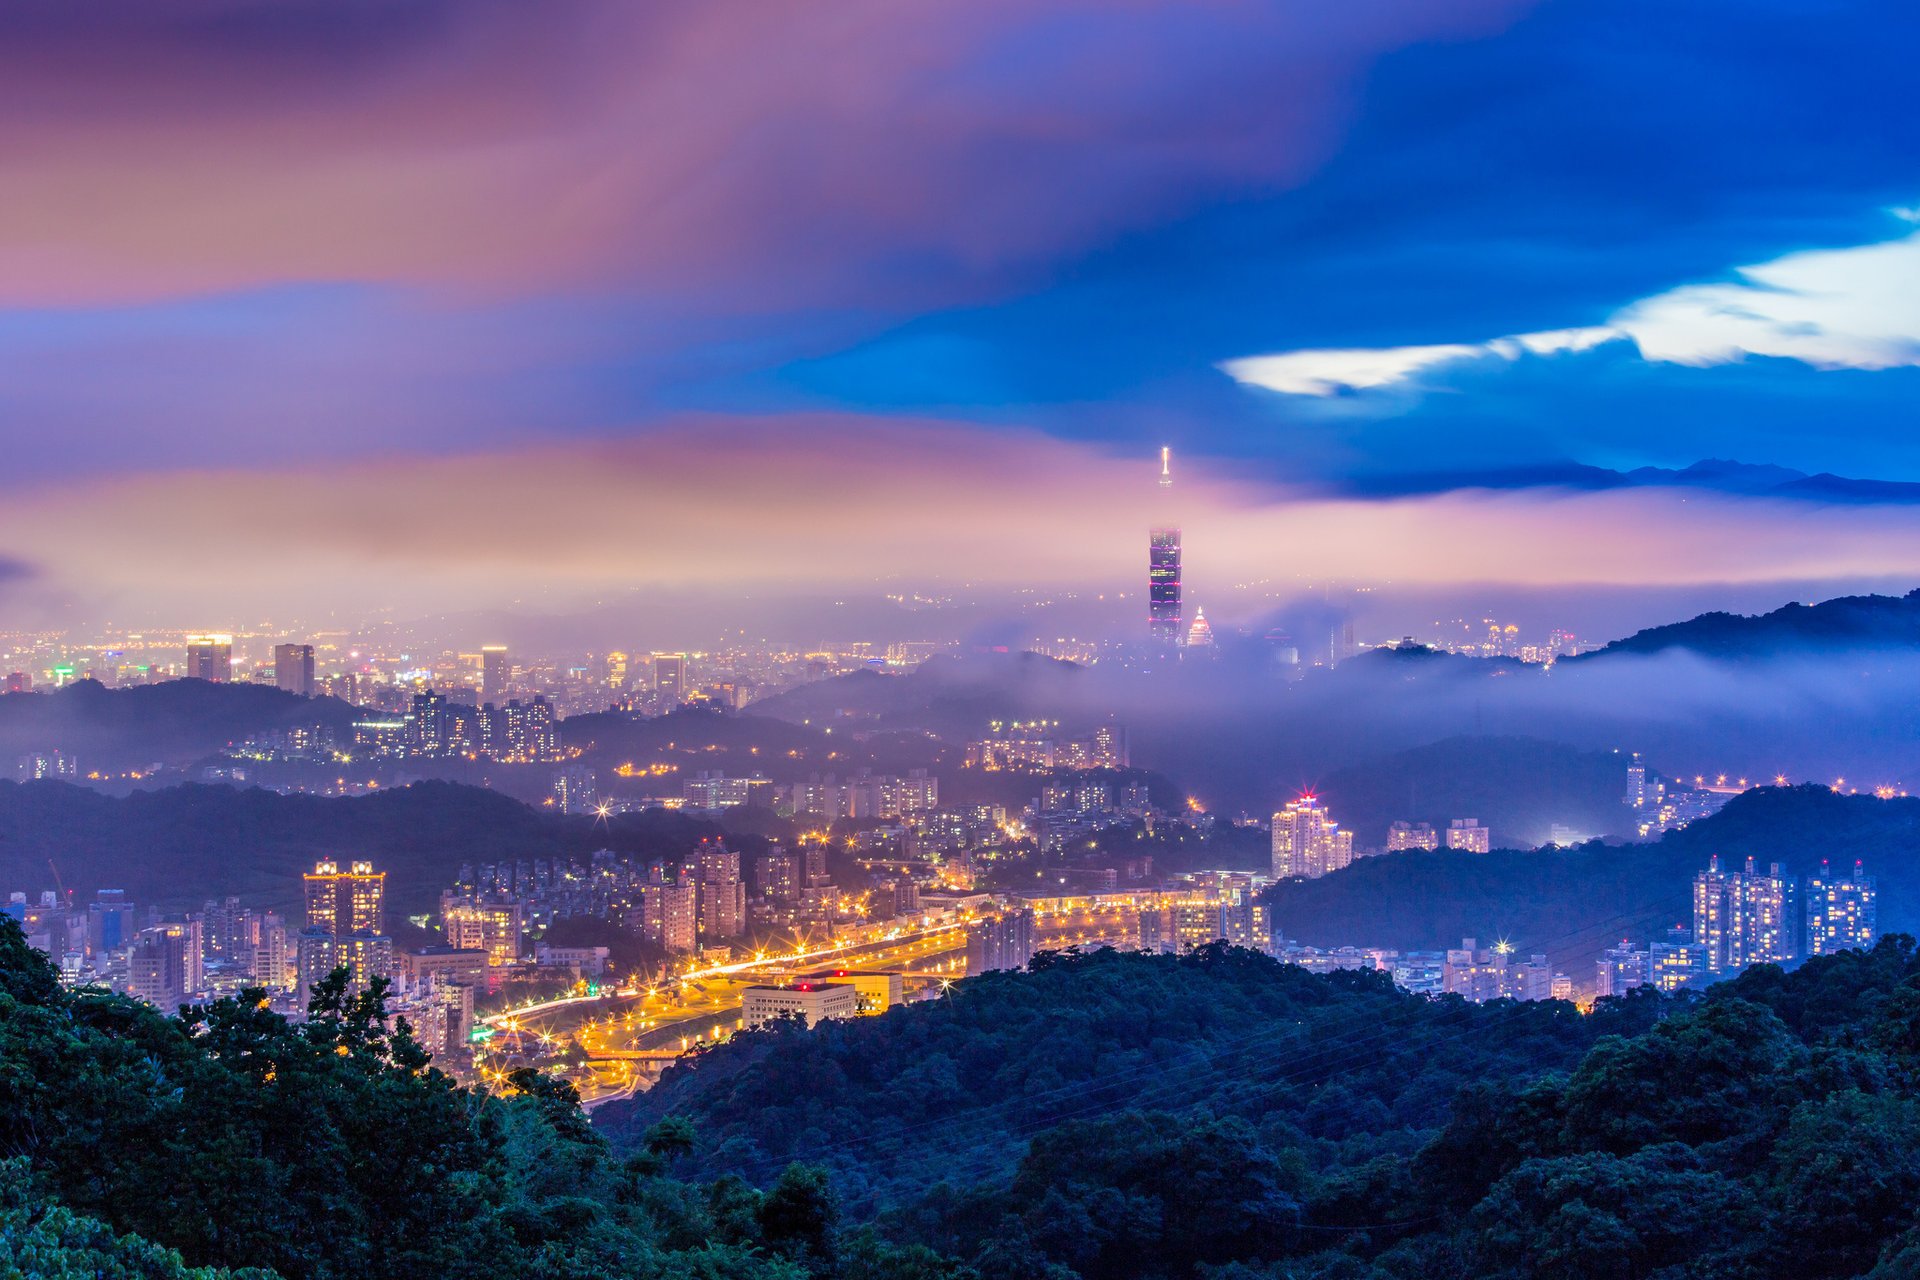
(742, 981), (859, 1029)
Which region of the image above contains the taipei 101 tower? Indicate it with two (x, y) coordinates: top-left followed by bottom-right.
(1148, 447), (1182, 645)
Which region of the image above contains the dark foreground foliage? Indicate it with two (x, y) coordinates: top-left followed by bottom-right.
(0, 915), (944, 1280)
(18, 906), (1920, 1280)
(610, 939), (1920, 1280)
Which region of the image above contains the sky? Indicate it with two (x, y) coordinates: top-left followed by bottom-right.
(4, 0), (1920, 632)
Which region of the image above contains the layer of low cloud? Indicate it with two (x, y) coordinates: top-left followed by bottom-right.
(7, 417), (1920, 625)
(1223, 218), (1920, 397)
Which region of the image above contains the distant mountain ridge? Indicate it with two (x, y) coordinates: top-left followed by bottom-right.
(1351, 457), (1920, 502)
(1265, 783), (1920, 972)
(1573, 589), (1920, 661)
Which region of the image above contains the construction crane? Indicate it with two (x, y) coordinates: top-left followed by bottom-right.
(47, 858), (73, 909)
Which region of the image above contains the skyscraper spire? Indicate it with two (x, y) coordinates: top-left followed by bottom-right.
(1159, 445), (1172, 487)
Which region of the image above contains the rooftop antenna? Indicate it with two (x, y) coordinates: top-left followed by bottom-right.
(1159, 445), (1172, 488)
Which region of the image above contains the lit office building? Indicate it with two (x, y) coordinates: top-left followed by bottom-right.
(274, 643), (316, 697)
(550, 764), (598, 815)
(654, 654), (688, 705)
(480, 645), (510, 697)
(1443, 938), (1552, 1003)
(185, 634), (233, 682)
(128, 924), (197, 1011)
(742, 981), (858, 1029)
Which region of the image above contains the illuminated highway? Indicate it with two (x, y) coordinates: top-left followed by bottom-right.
(472, 904), (1141, 1102)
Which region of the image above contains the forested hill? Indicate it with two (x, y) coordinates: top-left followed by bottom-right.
(1264, 784), (1920, 972)
(1570, 588), (1920, 662)
(0, 778), (729, 915)
(0, 677), (357, 770)
(16, 907), (1920, 1278)
(601, 938), (1920, 1279)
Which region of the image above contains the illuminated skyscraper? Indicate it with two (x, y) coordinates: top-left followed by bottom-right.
(185, 634), (232, 682)
(274, 643), (315, 697)
(1806, 860), (1876, 955)
(480, 645), (510, 698)
(1183, 606), (1215, 649)
(304, 859), (386, 937)
(1271, 796), (1353, 880)
(1148, 528), (1182, 644)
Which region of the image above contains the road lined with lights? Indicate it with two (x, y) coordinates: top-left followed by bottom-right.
(474, 906), (1143, 1101)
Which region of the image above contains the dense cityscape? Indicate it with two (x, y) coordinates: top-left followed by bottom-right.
(7, 4), (1920, 1279)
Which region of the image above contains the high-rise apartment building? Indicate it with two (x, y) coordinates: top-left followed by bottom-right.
(1727, 858), (1798, 970)
(965, 910), (1036, 974)
(274, 643), (315, 697)
(1693, 856), (1798, 973)
(295, 928), (394, 1006)
(754, 846), (804, 904)
(1806, 860), (1876, 955)
(185, 634), (233, 682)
(441, 896), (525, 966)
(1271, 796), (1353, 880)
(695, 846), (747, 940)
(635, 883), (697, 953)
(1148, 528), (1183, 645)
(551, 764), (598, 815)
(304, 859), (386, 937)
(128, 925), (193, 1012)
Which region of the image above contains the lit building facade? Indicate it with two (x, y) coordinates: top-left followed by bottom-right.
(965, 910), (1036, 974)
(185, 634), (233, 682)
(1271, 796), (1353, 880)
(1806, 861), (1876, 955)
(304, 860), (386, 936)
(1387, 821), (1439, 851)
(1445, 819), (1491, 853)
(273, 643), (315, 697)
(742, 982), (858, 1029)
(1148, 528), (1182, 645)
